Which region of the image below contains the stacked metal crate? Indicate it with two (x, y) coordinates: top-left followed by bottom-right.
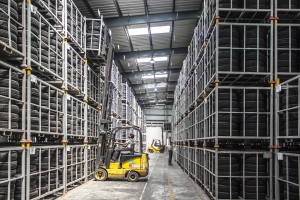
(121, 83), (131, 125)
(274, 1), (300, 199)
(0, 0), (109, 199)
(173, 0), (274, 199)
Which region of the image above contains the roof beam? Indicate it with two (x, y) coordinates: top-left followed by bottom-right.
(121, 68), (180, 78)
(114, 47), (187, 60)
(135, 91), (174, 98)
(131, 81), (177, 89)
(105, 10), (201, 28)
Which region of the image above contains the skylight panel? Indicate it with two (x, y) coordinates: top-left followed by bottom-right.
(128, 26), (170, 36)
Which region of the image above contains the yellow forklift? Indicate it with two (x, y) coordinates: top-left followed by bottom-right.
(94, 44), (149, 182)
(94, 126), (149, 181)
(148, 139), (165, 153)
(148, 127), (165, 153)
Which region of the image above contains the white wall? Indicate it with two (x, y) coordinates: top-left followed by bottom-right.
(146, 127), (167, 152)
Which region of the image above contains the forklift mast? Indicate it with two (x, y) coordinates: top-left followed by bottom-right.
(96, 43), (115, 168)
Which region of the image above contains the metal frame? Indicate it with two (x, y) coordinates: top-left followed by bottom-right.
(172, 1), (277, 199)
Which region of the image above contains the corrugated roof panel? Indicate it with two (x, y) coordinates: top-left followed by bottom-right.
(110, 27), (132, 53)
(86, 0), (119, 18)
(172, 19), (197, 48)
(170, 53), (187, 69)
(167, 93), (174, 98)
(152, 34), (171, 49)
(135, 88), (145, 93)
(118, 0), (146, 16)
(129, 77), (143, 84)
(147, 0), (173, 14)
(154, 66), (169, 70)
(153, 60), (168, 68)
(144, 79), (155, 84)
(169, 73), (180, 81)
(155, 77), (168, 82)
(175, 0), (201, 12)
(167, 86), (176, 91)
(119, 59), (137, 72)
(150, 21), (172, 49)
(130, 35), (150, 51)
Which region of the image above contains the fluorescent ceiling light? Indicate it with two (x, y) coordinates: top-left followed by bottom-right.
(156, 83), (167, 88)
(142, 74), (168, 79)
(128, 26), (170, 36)
(137, 56), (168, 63)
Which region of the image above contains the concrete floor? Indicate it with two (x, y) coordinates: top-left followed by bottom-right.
(58, 153), (209, 200)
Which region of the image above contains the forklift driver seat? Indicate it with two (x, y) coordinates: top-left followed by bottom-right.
(120, 144), (135, 155)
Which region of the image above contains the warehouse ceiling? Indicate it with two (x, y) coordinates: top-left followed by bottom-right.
(75, 0), (202, 107)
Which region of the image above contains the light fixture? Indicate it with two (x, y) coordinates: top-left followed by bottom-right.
(128, 26), (170, 36)
(146, 83), (167, 88)
(150, 58), (155, 64)
(142, 74), (168, 79)
(137, 56), (168, 63)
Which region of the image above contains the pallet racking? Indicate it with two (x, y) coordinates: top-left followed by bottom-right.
(172, 0), (279, 199)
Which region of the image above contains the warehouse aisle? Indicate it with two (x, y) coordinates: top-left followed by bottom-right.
(58, 153), (208, 200)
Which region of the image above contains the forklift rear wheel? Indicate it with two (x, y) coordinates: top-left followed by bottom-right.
(127, 171), (139, 182)
(94, 168), (107, 181)
(149, 150), (153, 153)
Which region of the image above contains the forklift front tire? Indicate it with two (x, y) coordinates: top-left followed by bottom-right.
(94, 168), (107, 181)
(127, 171), (139, 182)
(149, 149), (153, 153)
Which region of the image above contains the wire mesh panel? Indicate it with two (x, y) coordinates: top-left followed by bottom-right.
(66, 46), (84, 94)
(86, 17), (111, 59)
(276, 152), (300, 200)
(65, 0), (85, 48)
(206, 87), (271, 139)
(0, 65), (24, 133)
(0, 0), (24, 56)
(31, 0), (63, 25)
(27, 77), (64, 136)
(29, 10), (63, 79)
(122, 83), (131, 104)
(0, 148), (25, 200)
(87, 67), (102, 107)
(276, 75), (300, 139)
(67, 95), (84, 137)
(203, 149), (271, 200)
(33, 146), (64, 199)
(87, 145), (97, 180)
(87, 106), (99, 140)
(66, 146), (85, 186)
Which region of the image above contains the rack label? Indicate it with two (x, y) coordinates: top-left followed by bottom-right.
(67, 146), (70, 151)
(276, 85), (281, 93)
(30, 5), (37, 14)
(30, 148), (35, 155)
(31, 75), (37, 83)
(278, 153), (283, 160)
